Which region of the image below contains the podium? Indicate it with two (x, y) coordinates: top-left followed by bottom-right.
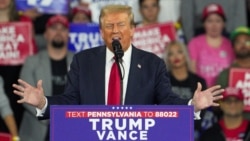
(50, 105), (194, 141)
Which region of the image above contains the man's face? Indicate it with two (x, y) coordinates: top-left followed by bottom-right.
(234, 34), (250, 59)
(220, 97), (244, 118)
(100, 12), (134, 51)
(140, 0), (160, 23)
(0, 0), (11, 10)
(44, 23), (69, 49)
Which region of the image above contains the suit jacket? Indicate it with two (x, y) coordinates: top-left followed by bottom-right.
(19, 50), (74, 141)
(44, 46), (189, 118)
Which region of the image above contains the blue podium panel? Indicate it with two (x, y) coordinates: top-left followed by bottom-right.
(50, 105), (194, 141)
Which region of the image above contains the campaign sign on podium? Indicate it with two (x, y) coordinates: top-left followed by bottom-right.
(50, 105), (194, 141)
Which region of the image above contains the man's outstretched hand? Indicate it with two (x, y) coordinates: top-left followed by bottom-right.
(192, 82), (224, 112)
(13, 79), (223, 111)
(13, 79), (46, 109)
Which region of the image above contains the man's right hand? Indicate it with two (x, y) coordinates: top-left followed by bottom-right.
(13, 79), (46, 109)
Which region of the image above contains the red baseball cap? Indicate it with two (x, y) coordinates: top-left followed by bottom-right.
(72, 6), (92, 20)
(46, 15), (69, 28)
(202, 3), (226, 21)
(222, 87), (244, 101)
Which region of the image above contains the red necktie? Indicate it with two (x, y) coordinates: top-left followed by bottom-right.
(108, 61), (121, 105)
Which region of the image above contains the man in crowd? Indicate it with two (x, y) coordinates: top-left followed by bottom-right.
(18, 15), (74, 141)
(217, 26), (250, 87)
(200, 87), (250, 141)
(217, 26), (250, 121)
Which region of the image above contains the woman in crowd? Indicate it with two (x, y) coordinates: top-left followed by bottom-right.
(0, 76), (19, 141)
(164, 41), (218, 141)
(0, 0), (37, 130)
(165, 41), (206, 102)
(188, 3), (235, 87)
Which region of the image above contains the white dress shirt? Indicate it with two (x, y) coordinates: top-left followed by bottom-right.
(105, 45), (132, 104)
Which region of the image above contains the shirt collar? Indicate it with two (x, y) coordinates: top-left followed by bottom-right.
(106, 45), (132, 66)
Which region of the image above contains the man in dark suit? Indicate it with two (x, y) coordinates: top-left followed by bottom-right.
(13, 5), (223, 119)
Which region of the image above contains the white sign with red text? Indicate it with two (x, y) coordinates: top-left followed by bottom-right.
(229, 68), (250, 111)
(0, 22), (34, 65)
(132, 22), (176, 58)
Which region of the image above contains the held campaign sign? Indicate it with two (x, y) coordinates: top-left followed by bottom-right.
(68, 23), (104, 53)
(0, 22), (34, 65)
(229, 68), (250, 111)
(15, 0), (69, 14)
(50, 105), (194, 141)
(132, 22), (176, 58)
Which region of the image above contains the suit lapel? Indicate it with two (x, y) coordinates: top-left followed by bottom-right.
(39, 52), (52, 96)
(125, 47), (142, 104)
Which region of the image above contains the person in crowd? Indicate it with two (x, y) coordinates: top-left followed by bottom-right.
(164, 41), (207, 99)
(217, 26), (250, 88)
(136, 0), (160, 27)
(200, 87), (250, 141)
(18, 15), (74, 141)
(0, 0), (35, 23)
(0, 0), (37, 50)
(70, 6), (92, 23)
(0, 76), (19, 141)
(12, 5), (223, 123)
(164, 41), (217, 141)
(136, 0), (185, 42)
(181, 0), (247, 42)
(188, 3), (235, 87)
(216, 26), (250, 121)
(0, 0), (37, 130)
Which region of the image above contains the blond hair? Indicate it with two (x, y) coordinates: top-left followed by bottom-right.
(164, 41), (191, 71)
(99, 4), (135, 27)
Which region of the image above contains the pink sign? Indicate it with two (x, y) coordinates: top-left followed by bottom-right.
(229, 68), (250, 111)
(0, 22), (34, 65)
(132, 22), (176, 58)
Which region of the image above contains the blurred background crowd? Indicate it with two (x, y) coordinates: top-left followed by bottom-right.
(1, 0), (250, 141)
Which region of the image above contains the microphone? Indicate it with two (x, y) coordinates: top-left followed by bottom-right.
(112, 39), (124, 61)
